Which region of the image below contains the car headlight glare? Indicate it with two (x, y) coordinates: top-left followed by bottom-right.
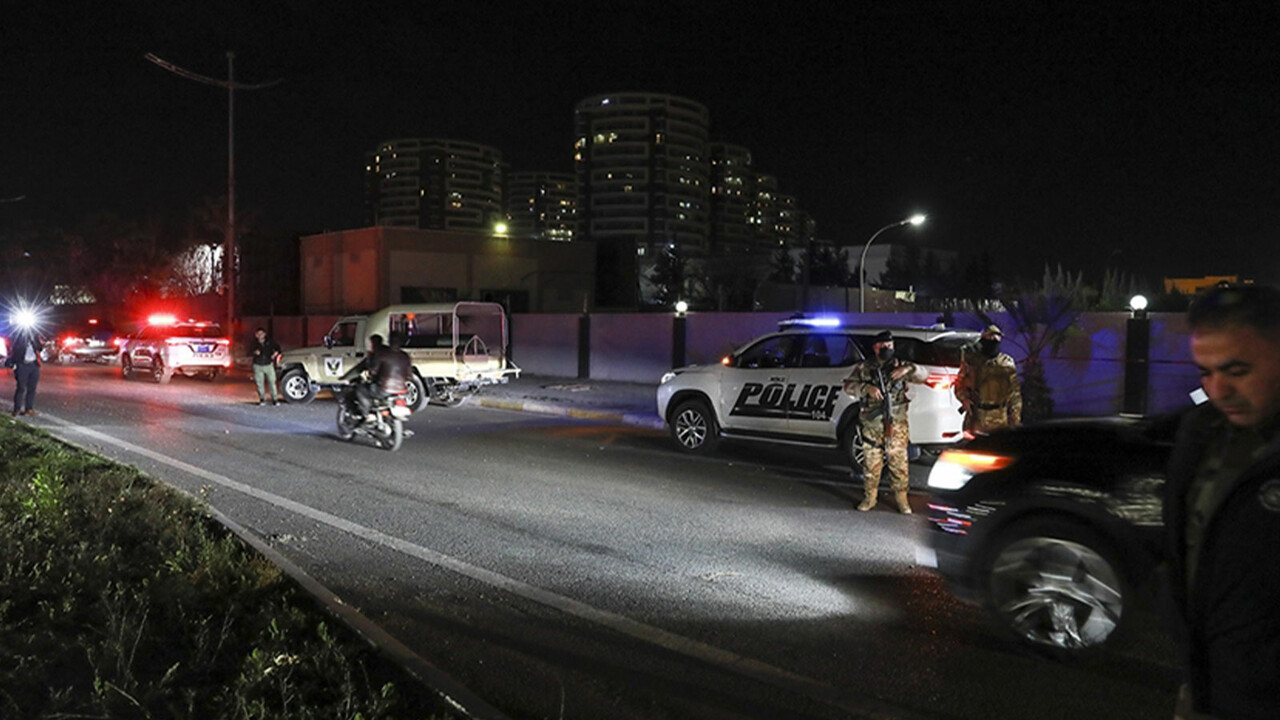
(927, 450), (1015, 491)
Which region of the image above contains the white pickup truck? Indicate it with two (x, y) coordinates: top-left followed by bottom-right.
(277, 302), (520, 410)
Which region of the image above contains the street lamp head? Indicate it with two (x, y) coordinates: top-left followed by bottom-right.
(675, 300), (689, 315)
(908, 214), (927, 226)
(1129, 294), (1148, 311)
(494, 222), (509, 235)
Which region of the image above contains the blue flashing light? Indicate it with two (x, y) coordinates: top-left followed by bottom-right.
(779, 316), (842, 329)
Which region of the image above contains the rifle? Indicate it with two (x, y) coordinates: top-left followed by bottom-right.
(864, 363), (896, 439)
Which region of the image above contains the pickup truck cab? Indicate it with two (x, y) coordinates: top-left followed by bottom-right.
(277, 302), (519, 410)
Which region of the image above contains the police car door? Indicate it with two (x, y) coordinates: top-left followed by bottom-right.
(785, 333), (859, 441)
(319, 319), (366, 381)
(720, 333), (802, 435)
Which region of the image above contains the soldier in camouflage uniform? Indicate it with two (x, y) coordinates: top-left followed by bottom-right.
(955, 325), (1022, 434)
(843, 330), (928, 513)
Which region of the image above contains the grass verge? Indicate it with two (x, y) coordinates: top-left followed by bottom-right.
(0, 417), (460, 720)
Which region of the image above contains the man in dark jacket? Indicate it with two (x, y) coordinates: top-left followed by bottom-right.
(1164, 284), (1280, 720)
(344, 333), (411, 420)
(5, 327), (45, 416)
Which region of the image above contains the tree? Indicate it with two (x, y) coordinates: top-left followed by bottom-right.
(703, 249), (767, 311)
(767, 245), (796, 283)
(646, 243), (687, 308)
(808, 244), (850, 287)
(983, 264), (1087, 422)
(879, 243), (922, 290)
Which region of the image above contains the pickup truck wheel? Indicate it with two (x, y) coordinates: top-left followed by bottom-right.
(406, 375), (427, 412)
(281, 369), (316, 404)
(671, 399), (719, 454)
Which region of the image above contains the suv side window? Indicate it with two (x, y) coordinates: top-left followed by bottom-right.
(738, 335), (801, 369)
(799, 333), (862, 368)
(328, 321), (359, 347)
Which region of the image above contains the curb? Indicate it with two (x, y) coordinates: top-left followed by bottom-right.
(473, 396), (666, 431)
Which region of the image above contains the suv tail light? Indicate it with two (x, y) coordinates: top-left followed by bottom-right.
(924, 372), (955, 390)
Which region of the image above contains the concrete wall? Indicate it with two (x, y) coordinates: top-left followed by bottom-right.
(509, 314), (579, 376)
(589, 313), (673, 382)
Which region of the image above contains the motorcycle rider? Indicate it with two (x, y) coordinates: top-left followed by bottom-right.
(343, 333), (411, 422)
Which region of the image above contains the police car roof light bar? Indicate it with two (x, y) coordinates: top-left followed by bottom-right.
(778, 316), (842, 328)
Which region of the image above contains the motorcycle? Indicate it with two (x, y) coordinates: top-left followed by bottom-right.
(335, 384), (412, 451)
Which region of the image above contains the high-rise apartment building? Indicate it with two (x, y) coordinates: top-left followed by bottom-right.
(504, 172), (576, 241)
(708, 143), (756, 255)
(365, 139), (506, 232)
(574, 93), (711, 307)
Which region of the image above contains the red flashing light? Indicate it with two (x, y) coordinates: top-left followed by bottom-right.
(721, 355), (732, 366)
(62, 335), (76, 347)
(148, 313), (178, 326)
(88, 318), (99, 325)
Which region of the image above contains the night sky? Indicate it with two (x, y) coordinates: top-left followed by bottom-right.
(4, 1), (1279, 285)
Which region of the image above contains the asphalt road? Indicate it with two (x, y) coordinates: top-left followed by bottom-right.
(17, 362), (1180, 720)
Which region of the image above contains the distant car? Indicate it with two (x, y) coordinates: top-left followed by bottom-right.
(52, 319), (121, 364)
(925, 414), (1177, 654)
(120, 317), (231, 383)
(656, 319), (979, 465)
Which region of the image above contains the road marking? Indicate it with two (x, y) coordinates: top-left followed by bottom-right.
(42, 413), (940, 719)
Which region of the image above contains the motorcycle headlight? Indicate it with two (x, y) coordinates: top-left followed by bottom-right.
(927, 450), (1015, 491)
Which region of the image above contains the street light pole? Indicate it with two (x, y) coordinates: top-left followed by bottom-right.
(858, 214), (926, 313)
(226, 52), (236, 333)
(144, 52), (280, 329)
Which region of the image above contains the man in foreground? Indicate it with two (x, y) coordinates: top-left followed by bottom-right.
(1165, 284), (1280, 720)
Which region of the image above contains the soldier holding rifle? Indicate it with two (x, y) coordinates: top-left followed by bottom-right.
(843, 330), (927, 513)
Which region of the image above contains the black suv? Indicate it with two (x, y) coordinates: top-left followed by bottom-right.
(926, 414), (1178, 653)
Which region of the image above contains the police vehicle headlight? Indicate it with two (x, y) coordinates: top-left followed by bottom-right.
(927, 450), (1015, 490)
(660, 371), (677, 384)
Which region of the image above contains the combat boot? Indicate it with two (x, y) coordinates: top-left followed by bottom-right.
(857, 481), (878, 511)
(894, 490), (912, 515)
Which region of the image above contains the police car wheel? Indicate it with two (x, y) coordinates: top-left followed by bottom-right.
(840, 422), (866, 469)
(281, 369), (316, 404)
(671, 399), (718, 454)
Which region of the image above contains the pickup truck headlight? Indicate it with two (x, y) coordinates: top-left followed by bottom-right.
(927, 450), (1015, 490)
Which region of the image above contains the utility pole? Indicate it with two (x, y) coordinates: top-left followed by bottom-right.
(145, 52), (280, 330)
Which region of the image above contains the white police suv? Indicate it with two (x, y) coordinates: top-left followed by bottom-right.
(656, 319), (979, 465)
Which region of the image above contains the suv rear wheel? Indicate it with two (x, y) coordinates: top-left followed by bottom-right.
(670, 399), (719, 454)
